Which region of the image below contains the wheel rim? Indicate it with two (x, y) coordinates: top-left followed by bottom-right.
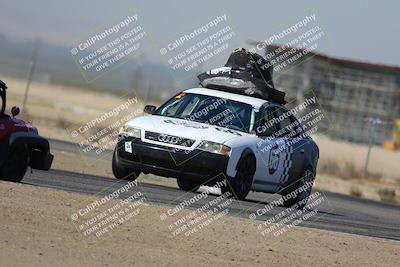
(236, 157), (255, 196)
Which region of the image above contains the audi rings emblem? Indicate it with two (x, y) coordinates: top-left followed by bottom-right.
(157, 134), (181, 144)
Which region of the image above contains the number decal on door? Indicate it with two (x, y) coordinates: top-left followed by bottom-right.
(268, 145), (280, 174)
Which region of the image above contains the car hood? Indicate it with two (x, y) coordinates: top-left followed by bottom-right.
(125, 115), (249, 148)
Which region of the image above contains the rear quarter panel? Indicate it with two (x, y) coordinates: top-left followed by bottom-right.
(288, 138), (319, 184)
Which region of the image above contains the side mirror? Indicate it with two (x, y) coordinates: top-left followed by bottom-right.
(144, 105), (156, 114)
(257, 121), (278, 137)
(258, 128), (276, 137)
(11, 106), (20, 117)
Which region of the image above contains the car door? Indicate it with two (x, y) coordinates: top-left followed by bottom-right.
(273, 106), (319, 192)
(272, 107), (304, 190)
(253, 106), (291, 192)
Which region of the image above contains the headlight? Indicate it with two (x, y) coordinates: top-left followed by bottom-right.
(119, 125), (141, 138)
(197, 141), (231, 157)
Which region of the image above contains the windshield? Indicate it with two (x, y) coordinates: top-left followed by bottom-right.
(154, 92), (256, 133)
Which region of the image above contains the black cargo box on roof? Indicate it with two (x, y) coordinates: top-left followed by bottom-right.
(197, 48), (286, 105)
(225, 48), (274, 88)
(198, 69), (286, 105)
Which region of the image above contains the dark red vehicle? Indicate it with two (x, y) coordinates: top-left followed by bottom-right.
(0, 80), (53, 182)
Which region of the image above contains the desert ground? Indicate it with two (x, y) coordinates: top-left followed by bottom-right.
(1, 180), (399, 267)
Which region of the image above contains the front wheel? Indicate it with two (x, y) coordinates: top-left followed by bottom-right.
(282, 167), (315, 210)
(176, 178), (200, 192)
(222, 155), (255, 200)
(112, 150), (140, 181)
(0, 145), (29, 182)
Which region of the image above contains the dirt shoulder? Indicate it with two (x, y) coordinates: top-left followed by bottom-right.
(1, 180), (399, 267)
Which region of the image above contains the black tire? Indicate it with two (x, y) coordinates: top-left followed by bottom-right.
(222, 155), (255, 200)
(112, 150), (140, 181)
(176, 178), (200, 192)
(0, 145), (28, 182)
(282, 167), (315, 210)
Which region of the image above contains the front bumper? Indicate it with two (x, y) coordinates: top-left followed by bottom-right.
(115, 136), (229, 184)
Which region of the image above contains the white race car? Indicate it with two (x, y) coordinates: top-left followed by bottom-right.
(112, 87), (319, 208)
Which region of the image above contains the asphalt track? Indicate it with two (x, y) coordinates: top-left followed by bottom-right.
(20, 139), (400, 241)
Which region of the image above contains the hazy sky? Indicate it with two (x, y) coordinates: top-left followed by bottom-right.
(1, 0), (399, 66)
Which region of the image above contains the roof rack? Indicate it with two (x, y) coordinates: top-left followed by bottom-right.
(197, 67), (287, 105)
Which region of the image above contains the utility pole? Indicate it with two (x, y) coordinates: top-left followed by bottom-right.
(22, 38), (40, 113)
(144, 84), (151, 105)
(363, 118), (390, 178)
(364, 118), (375, 178)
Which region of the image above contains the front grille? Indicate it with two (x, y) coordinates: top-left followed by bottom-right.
(144, 131), (195, 147)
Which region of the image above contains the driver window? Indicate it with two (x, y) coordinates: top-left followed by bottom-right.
(260, 107), (280, 135)
(274, 107), (300, 138)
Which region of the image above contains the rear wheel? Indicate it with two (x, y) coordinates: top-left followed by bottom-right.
(176, 178), (200, 192)
(222, 155), (255, 200)
(112, 150), (140, 181)
(282, 167), (315, 209)
(1, 145), (28, 182)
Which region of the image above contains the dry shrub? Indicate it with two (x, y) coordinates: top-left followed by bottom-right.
(377, 188), (396, 203)
(317, 159), (340, 176)
(342, 162), (360, 180)
(349, 186), (363, 197)
(318, 159), (381, 182)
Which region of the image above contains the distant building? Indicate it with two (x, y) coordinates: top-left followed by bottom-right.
(259, 44), (400, 145)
